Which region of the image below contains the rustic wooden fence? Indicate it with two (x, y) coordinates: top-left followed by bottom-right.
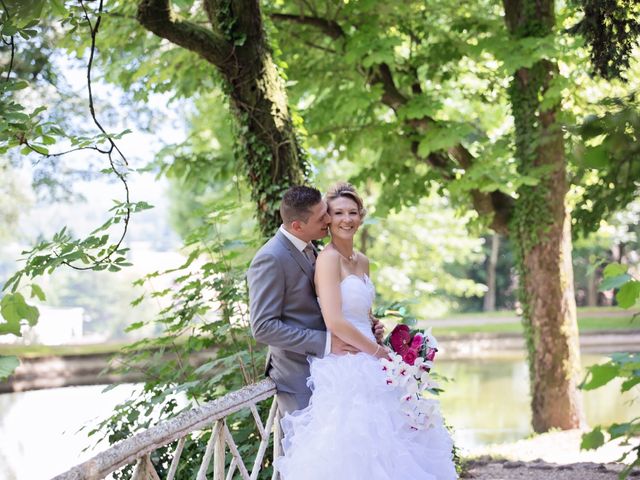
(52, 378), (281, 480)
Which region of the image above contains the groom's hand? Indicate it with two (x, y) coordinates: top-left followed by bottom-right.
(330, 333), (359, 355)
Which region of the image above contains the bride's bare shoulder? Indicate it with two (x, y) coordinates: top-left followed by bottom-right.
(356, 251), (369, 266)
(317, 246), (341, 266)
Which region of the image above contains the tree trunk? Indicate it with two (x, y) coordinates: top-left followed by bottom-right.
(586, 270), (598, 307)
(484, 234), (500, 311)
(137, 0), (307, 236)
(503, 0), (585, 432)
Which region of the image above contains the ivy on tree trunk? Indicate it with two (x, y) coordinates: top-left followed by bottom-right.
(503, 0), (585, 432)
(137, 0), (308, 236)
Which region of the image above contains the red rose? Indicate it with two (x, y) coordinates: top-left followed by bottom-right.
(403, 349), (418, 365)
(390, 324), (411, 355)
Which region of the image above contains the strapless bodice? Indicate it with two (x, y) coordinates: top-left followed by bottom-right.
(339, 274), (376, 341)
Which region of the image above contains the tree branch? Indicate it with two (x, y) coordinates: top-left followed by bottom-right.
(270, 7), (515, 232)
(137, 0), (232, 66)
(270, 12), (344, 39)
(369, 63), (408, 112)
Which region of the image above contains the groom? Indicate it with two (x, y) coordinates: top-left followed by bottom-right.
(248, 185), (361, 415)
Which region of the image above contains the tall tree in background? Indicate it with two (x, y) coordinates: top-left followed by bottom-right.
(483, 235), (500, 312)
(503, 0), (583, 431)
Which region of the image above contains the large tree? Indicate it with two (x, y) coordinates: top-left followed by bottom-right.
(502, 0), (583, 431)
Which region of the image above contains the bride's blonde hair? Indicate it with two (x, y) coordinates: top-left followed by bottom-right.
(325, 182), (367, 219)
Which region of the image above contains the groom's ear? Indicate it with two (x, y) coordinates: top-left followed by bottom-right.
(290, 220), (302, 233)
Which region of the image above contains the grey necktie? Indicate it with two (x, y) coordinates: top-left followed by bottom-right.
(303, 244), (316, 267)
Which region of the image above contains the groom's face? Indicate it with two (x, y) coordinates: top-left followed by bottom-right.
(296, 200), (330, 242)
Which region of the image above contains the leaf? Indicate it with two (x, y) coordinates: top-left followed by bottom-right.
(621, 376), (640, 392)
(616, 281), (640, 309)
(30, 284), (46, 301)
(417, 123), (474, 157)
(29, 144), (49, 155)
(5, 0), (45, 27)
(125, 321), (144, 332)
(0, 355), (19, 381)
(581, 427), (605, 450)
(603, 263), (629, 278)
(0, 292), (39, 330)
(580, 363), (619, 390)
(607, 422), (633, 440)
(599, 274), (632, 291)
(582, 144), (609, 169)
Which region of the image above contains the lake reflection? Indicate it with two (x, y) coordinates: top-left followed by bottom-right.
(437, 353), (639, 453)
(0, 353), (637, 479)
(0, 384), (138, 480)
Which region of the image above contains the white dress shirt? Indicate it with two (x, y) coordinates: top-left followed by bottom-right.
(279, 225), (331, 356)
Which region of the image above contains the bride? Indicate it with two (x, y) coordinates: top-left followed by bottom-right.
(275, 182), (458, 479)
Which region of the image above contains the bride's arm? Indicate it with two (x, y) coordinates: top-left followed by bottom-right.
(316, 251), (386, 358)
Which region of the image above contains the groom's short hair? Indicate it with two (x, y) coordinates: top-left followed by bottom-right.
(280, 185), (322, 225)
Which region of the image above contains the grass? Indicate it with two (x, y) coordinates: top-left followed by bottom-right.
(431, 311), (639, 337)
(0, 342), (130, 358)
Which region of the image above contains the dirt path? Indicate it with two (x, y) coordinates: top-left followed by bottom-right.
(465, 458), (628, 479)
(463, 430), (638, 479)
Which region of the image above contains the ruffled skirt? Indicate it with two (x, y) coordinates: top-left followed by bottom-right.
(275, 353), (458, 479)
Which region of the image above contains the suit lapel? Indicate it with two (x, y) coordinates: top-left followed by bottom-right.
(275, 230), (316, 288)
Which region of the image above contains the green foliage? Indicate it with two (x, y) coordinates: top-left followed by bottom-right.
(571, 0), (640, 81)
(0, 354), (19, 381)
(88, 202), (273, 478)
(364, 190), (487, 316)
(0, 292), (39, 334)
(0, 289), (40, 378)
(581, 266), (639, 478)
(599, 262), (640, 308)
(573, 96), (640, 237)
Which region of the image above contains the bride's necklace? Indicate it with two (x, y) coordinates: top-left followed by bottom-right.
(332, 243), (357, 263)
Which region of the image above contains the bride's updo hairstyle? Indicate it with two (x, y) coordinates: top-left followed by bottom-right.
(325, 182), (366, 219)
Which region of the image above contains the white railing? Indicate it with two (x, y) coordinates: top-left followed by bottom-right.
(52, 378), (281, 480)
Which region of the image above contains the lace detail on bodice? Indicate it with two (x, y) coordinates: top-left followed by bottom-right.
(339, 274), (376, 341)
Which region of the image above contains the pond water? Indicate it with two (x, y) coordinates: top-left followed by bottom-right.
(437, 353), (638, 455)
(0, 353), (636, 479)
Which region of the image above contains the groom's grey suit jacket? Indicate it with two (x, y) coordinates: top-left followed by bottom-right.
(248, 230), (327, 395)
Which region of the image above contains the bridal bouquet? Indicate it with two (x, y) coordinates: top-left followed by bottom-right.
(380, 325), (442, 430)
(385, 324), (438, 368)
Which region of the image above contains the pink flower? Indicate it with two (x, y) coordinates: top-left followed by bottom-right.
(410, 333), (423, 350)
(403, 349), (418, 365)
(390, 324), (411, 355)
(425, 347), (437, 362)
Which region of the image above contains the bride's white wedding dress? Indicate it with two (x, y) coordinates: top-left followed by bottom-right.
(275, 275), (458, 480)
